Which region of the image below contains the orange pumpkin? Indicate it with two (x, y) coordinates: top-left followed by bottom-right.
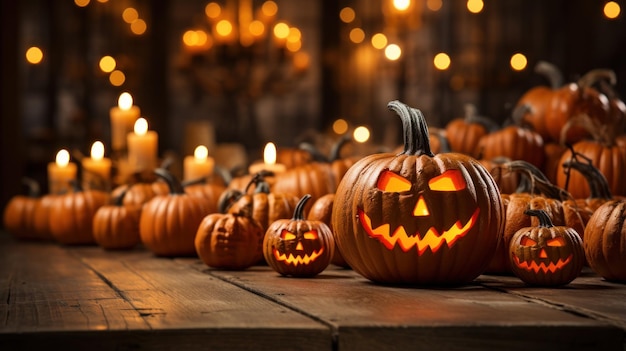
(445, 104), (497, 157)
(584, 200), (626, 282)
(92, 189), (142, 250)
(306, 193), (349, 268)
(2, 178), (43, 240)
(139, 168), (214, 257)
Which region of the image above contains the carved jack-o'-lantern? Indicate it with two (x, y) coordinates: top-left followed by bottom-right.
(264, 194), (334, 277)
(332, 101), (504, 285)
(509, 209), (584, 286)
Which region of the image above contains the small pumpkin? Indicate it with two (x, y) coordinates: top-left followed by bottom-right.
(509, 209), (584, 286)
(139, 168), (214, 257)
(49, 181), (110, 245)
(183, 175), (226, 213)
(332, 100), (504, 285)
(92, 188), (141, 250)
(220, 173), (300, 231)
(195, 210), (265, 270)
(306, 193), (349, 268)
(445, 104), (497, 157)
(2, 178), (44, 240)
(111, 180), (169, 207)
(584, 200), (626, 282)
(264, 194), (335, 277)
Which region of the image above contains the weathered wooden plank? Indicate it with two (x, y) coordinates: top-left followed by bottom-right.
(70, 246), (331, 350)
(0, 236), (147, 333)
(478, 269), (626, 331)
(205, 264), (624, 351)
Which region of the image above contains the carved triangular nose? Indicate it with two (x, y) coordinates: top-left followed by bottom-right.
(296, 242), (304, 251)
(539, 248), (547, 258)
(413, 195), (429, 217)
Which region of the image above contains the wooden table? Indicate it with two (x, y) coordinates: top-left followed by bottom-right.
(1, 232), (624, 351)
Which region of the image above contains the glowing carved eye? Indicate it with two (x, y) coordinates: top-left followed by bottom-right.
(377, 170), (411, 192)
(303, 230), (318, 240)
(547, 237), (566, 247)
(428, 169), (466, 191)
(281, 230), (296, 240)
(520, 236), (537, 247)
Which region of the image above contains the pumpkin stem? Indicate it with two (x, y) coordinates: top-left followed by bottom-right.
(245, 171), (273, 194)
(298, 142), (329, 162)
(329, 134), (352, 161)
(154, 168), (185, 195)
(292, 194), (312, 221)
(217, 189), (243, 213)
(560, 113), (614, 147)
(578, 68), (617, 90)
(387, 100), (434, 157)
(562, 157), (613, 200)
(504, 160), (571, 201)
(534, 61), (563, 89)
(463, 104), (499, 132)
(113, 186), (129, 206)
(21, 177), (40, 198)
(524, 209), (554, 228)
(509, 104), (533, 128)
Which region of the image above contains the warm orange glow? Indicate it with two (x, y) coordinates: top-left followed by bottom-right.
(130, 19), (147, 35)
(280, 230), (296, 240)
(286, 39), (302, 52)
(109, 70), (126, 86)
(99, 56), (116, 73)
(332, 119), (349, 134)
(353, 126), (370, 143)
(122, 8), (139, 23)
(358, 207), (480, 254)
(273, 247), (324, 266)
(134, 118), (148, 136)
(434, 52), (451, 70)
(75, 0), (90, 7)
(287, 27), (301, 43)
(90, 141), (105, 161)
(261, 1), (278, 17)
(393, 0), (411, 11)
(413, 196), (429, 216)
(349, 28), (365, 43)
(467, 0), (484, 13)
(339, 7), (356, 23)
(428, 169), (466, 191)
(263, 142), (278, 165)
(118, 92), (133, 110)
(378, 170), (412, 192)
(384, 44), (402, 60)
(249, 20), (265, 36)
(510, 53), (527, 71)
(56, 149), (70, 167)
(293, 52), (309, 71)
(513, 254), (573, 274)
(303, 230), (319, 240)
(205, 2), (221, 19)
(25, 47), (44, 64)
(371, 33), (388, 49)
(427, 0), (443, 11)
(547, 237), (566, 247)
(273, 22), (290, 39)
(216, 20), (233, 37)
(604, 1), (621, 19)
(520, 236), (537, 247)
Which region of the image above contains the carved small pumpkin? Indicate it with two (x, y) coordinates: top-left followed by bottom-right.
(332, 101), (504, 285)
(264, 194), (335, 277)
(584, 200), (626, 282)
(195, 210), (265, 270)
(509, 209), (584, 286)
(92, 188), (141, 250)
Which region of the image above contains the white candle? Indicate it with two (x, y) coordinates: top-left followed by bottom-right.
(110, 92), (140, 152)
(47, 149), (77, 194)
(81, 141), (112, 190)
(127, 117), (158, 173)
(184, 145), (215, 181)
(248, 142), (287, 175)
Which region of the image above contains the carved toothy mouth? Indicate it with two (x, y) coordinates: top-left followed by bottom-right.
(273, 248), (324, 266)
(357, 208), (480, 255)
(512, 254), (573, 274)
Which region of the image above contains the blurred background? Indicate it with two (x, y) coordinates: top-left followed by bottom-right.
(2, 0), (626, 209)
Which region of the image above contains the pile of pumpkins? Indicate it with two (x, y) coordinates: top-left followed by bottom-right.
(3, 68), (626, 285)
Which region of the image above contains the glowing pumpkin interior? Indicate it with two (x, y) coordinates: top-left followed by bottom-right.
(513, 234), (572, 274)
(272, 229), (325, 266)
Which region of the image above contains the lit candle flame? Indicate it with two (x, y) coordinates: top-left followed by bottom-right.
(118, 92), (133, 110)
(134, 117), (148, 136)
(263, 142), (277, 165)
(91, 141), (105, 161)
(194, 145), (208, 161)
(56, 149), (70, 167)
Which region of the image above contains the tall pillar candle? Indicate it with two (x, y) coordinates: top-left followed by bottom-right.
(184, 145), (215, 181)
(47, 149), (77, 194)
(110, 92), (140, 153)
(127, 117), (158, 173)
(81, 141), (112, 190)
